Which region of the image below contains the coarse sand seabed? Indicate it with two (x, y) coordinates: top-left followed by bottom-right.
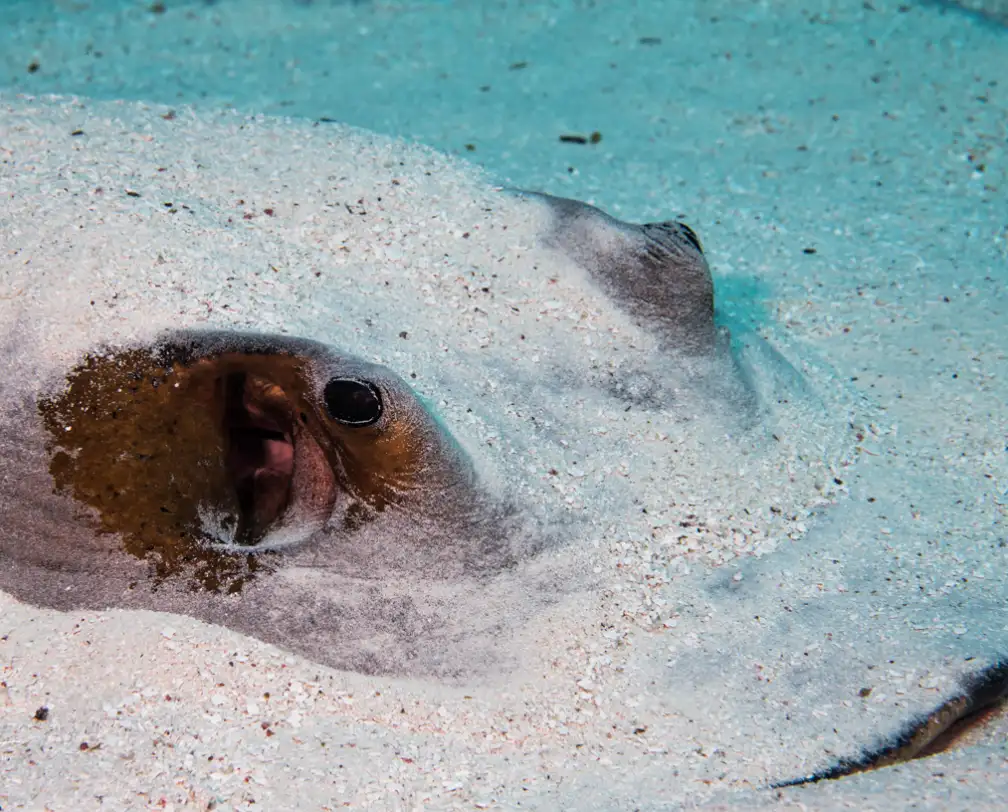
(0, 1), (1006, 810)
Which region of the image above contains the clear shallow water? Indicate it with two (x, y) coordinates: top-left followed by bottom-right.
(4, 0), (1000, 198)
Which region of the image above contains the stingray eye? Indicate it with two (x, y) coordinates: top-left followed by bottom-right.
(323, 378), (383, 426)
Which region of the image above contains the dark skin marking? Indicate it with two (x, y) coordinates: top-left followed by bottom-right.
(773, 659), (1008, 787)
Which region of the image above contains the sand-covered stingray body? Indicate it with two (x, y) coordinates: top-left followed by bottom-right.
(0, 100), (855, 681)
(3, 99), (1006, 793)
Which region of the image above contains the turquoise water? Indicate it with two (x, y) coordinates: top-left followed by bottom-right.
(4, 0), (998, 200)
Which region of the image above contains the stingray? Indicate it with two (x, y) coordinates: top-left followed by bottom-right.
(0, 98), (1005, 799)
(0, 180), (748, 675)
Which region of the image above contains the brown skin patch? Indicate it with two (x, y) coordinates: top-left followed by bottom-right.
(42, 350), (264, 592)
(38, 348), (339, 592)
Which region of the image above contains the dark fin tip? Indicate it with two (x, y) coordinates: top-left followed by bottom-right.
(769, 658), (1008, 789)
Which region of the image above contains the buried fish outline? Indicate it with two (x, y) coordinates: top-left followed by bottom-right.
(10, 191), (748, 611)
(0, 161), (850, 676)
(3, 183), (765, 681)
(30, 191), (727, 596)
(0, 100), (1005, 794)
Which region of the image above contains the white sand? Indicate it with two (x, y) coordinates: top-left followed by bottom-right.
(1, 1), (1006, 809)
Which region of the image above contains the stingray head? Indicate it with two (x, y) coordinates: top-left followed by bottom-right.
(37, 331), (472, 591)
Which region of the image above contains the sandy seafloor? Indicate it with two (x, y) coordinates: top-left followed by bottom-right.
(0, 0), (1006, 810)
